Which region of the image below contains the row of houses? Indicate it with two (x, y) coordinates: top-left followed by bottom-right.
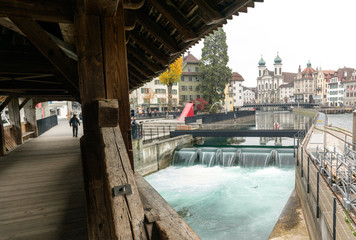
(129, 52), (253, 111)
(256, 54), (356, 106)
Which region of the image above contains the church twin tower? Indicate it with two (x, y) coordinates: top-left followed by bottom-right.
(258, 53), (283, 77)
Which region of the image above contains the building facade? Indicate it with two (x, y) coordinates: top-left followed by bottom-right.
(129, 78), (179, 111)
(279, 82), (294, 103)
(343, 70), (356, 106)
(230, 72), (244, 108)
(256, 54), (296, 103)
(179, 52), (202, 105)
(243, 87), (255, 104)
(315, 69), (334, 104)
(294, 61), (316, 103)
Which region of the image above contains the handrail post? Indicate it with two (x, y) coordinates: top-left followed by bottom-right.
(301, 146), (304, 177)
(333, 197), (336, 240)
(316, 172), (320, 218)
(307, 155), (310, 193)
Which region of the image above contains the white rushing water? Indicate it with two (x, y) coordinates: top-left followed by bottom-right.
(146, 165), (295, 240)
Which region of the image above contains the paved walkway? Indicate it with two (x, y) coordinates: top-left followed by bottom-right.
(0, 119), (87, 240)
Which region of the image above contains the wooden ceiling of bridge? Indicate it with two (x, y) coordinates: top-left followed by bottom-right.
(0, 0), (262, 101)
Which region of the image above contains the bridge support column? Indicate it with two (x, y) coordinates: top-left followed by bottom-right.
(24, 99), (38, 137)
(75, 3), (145, 239)
(8, 97), (22, 145)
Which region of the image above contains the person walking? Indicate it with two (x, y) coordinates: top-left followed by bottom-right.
(69, 114), (80, 137)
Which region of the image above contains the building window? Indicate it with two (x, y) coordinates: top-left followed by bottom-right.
(181, 86), (186, 91)
(275, 83), (277, 89)
(195, 67), (199, 72)
(181, 76), (184, 81)
(154, 80), (161, 85)
(266, 83), (268, 89)
(188, 67), (191, 72)
(197, 95), (200, 98)
(181, 95), (186, 101)
(259, 70), (261, 76)
(189, 86), (193, 91)
(155, 89), (166, 94)
(196, 78), (199, 82)
(189, 77), (192, 81)
(275, 68), (277, 74)
(141, 88), (149, 93)
(279, 68), (281, 74)
(172, 90), (177, 95)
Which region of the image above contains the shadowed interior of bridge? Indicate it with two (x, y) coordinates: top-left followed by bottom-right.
(0, 120), (87, 240)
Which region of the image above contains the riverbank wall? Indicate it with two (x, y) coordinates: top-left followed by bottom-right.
(292, 108), (318, 117)
(132, 135), (193, 176)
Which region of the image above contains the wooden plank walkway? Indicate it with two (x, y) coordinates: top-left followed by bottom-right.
(0, 119), (88, 240)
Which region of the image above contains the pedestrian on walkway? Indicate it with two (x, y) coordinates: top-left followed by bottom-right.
(69, 114), (80, 137)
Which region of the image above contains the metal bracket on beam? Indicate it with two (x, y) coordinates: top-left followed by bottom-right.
(112, 184), (132, 197)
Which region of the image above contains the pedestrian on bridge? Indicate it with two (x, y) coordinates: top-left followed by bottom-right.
(69, 114), (80, 137)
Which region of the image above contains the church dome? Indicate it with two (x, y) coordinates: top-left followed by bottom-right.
(258, 57), (266, 66)
(274, 53), (282, 64)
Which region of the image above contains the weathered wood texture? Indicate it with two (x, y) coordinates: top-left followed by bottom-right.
(0, 120), (6, 155)
(0, 120), (87, 239)
(136, 173), (201, 240)
(80, 122), (147, 239)
(3, 129), (17, 151)
(10, 18), (80, 98)
(102, 2), (134, 168)
(8, 97), (22, 145)
(23, 99), (38, 137)
(76, 2), (144, 236)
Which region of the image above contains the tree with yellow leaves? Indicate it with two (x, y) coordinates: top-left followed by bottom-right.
(159, 57), (182, 111)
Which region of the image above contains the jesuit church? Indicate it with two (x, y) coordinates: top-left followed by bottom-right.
(256, 54), (297, 103)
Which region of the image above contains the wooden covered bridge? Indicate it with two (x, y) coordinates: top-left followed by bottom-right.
(0, 0), (263, 239)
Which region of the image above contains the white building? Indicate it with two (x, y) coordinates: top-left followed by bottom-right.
(243, 87), (255, 104)
(129, 78), (179, 111)
(231, 72), (244, 108)
(327, 75), (344, 106)
(279, 82), (294, 103)
(256, 54), (297, 103)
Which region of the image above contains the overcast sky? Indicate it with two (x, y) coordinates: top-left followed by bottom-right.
(188, 0), (356, 87)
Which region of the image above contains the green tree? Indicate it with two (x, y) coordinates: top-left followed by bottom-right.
(159, 57), (183, 111)
(199, 27), (232, 104)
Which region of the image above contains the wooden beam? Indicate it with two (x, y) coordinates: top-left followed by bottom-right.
(85, 0), (120, 16)
(102, 2), (134, 168)
(123, 0), (145, 10)
(0, 0), (73, 23)
(0, 80), (67, 91)
(146, 0), (197, 41)
(0, 95), (14, 112)
(127, 45), (162, 72)
(222, 0), (252, 17)
(128, 59), (155, 78)
(10, 18), (80, 93)
(193, 0), (225, 25)
(135, 12), (180, 53)
(128, 31), (169, 66)
(18, 97), (30, 110)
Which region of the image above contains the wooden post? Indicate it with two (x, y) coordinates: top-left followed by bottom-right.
(24, 99), (38, 137)
(75, 2), (146, 239)
(0, 120), (6, 155)
(8, 97), (23, 145)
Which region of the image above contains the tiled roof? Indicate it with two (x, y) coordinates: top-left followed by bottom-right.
(282, 72), (297, 83)
(231, 72), (244, 81)
(183, 52), (199, 65)
(280, 82), (294, 88)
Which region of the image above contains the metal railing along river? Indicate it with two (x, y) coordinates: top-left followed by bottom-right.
(298, 113), (356, 239)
